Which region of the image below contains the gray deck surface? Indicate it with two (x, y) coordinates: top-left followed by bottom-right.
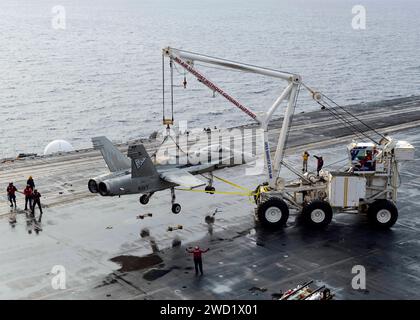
(1, 96), (419, 300)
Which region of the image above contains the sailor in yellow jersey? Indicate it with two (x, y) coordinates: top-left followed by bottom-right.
(302, 151), (310, 172)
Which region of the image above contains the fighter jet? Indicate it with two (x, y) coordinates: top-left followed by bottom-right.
(88, 136), (254, 213)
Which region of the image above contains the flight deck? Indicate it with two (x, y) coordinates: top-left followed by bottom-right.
(1, 96), (420, 299)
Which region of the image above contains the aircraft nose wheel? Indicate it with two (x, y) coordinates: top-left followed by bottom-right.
(139, 194), (150, 205)
(205, 186), (216, 194)
(172, 203), (181, 214)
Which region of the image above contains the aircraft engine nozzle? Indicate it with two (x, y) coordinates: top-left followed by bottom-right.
(95, 175), (134, 197)
(88, 172), (129, 196)
(88, 179), (98, 193)
(98, 181), (110, 196)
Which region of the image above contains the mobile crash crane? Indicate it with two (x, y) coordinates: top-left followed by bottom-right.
(162, 47), (415, 229)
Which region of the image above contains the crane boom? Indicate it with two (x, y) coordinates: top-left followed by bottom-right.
(164, 47), (295, 81)
(162, 46), (301, 187)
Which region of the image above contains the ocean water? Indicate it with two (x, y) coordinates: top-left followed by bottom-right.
(0, 0), (419, 157)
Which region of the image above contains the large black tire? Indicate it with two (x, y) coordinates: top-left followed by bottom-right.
(367, 200), (398, 229)
(302, 200), (333, 228)
(139, 194), (149, 205)
(172, 203), (181, 214)
(257, 198), (289, 229)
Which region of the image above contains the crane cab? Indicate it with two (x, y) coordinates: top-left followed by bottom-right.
(347, 142), (378, 173)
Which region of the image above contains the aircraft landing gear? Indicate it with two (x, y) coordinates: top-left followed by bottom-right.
(205, 173), (216, 194)
(171, 188), (181, 214)
(139, 193), (153, 205)
(205, 186), (216, 194)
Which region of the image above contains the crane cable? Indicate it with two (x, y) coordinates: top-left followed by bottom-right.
(162, 55), (175, 126)
(149, 131), (189, 162)
(323, 157), (349, 168)
(302, 83), (379, 144)
(162, 54), (165, 123)
(170, 58), (174, 123)
(301, 84), (367, 139)
(302, 82), (384, 144)
(321, 92), (388, 141)
(313, 97), (376, 143)
(322, 95), (384, 142)
(320, 100), (373, 143)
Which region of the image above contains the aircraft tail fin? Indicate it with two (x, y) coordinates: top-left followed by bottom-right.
(127, 144), (159, 178)
(92, 136), (131, 172)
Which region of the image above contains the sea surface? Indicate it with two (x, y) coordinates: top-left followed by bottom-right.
(0, 0), (419, 157)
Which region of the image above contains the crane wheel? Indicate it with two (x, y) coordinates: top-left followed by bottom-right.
(367, 200), (398, 229)
(257, 198), (289, 229)
(302, 200), (333, 228)
(172, 203), (181, 214)
(139, 195), (149, 205)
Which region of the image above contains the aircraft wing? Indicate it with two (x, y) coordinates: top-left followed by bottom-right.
(184, 160), (233, 175)
(160, 169), (206, 188)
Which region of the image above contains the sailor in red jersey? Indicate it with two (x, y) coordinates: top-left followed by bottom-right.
(23, 184), (33, 211)
(6, 182), (17, 208)
(186, 245), (210, 276)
